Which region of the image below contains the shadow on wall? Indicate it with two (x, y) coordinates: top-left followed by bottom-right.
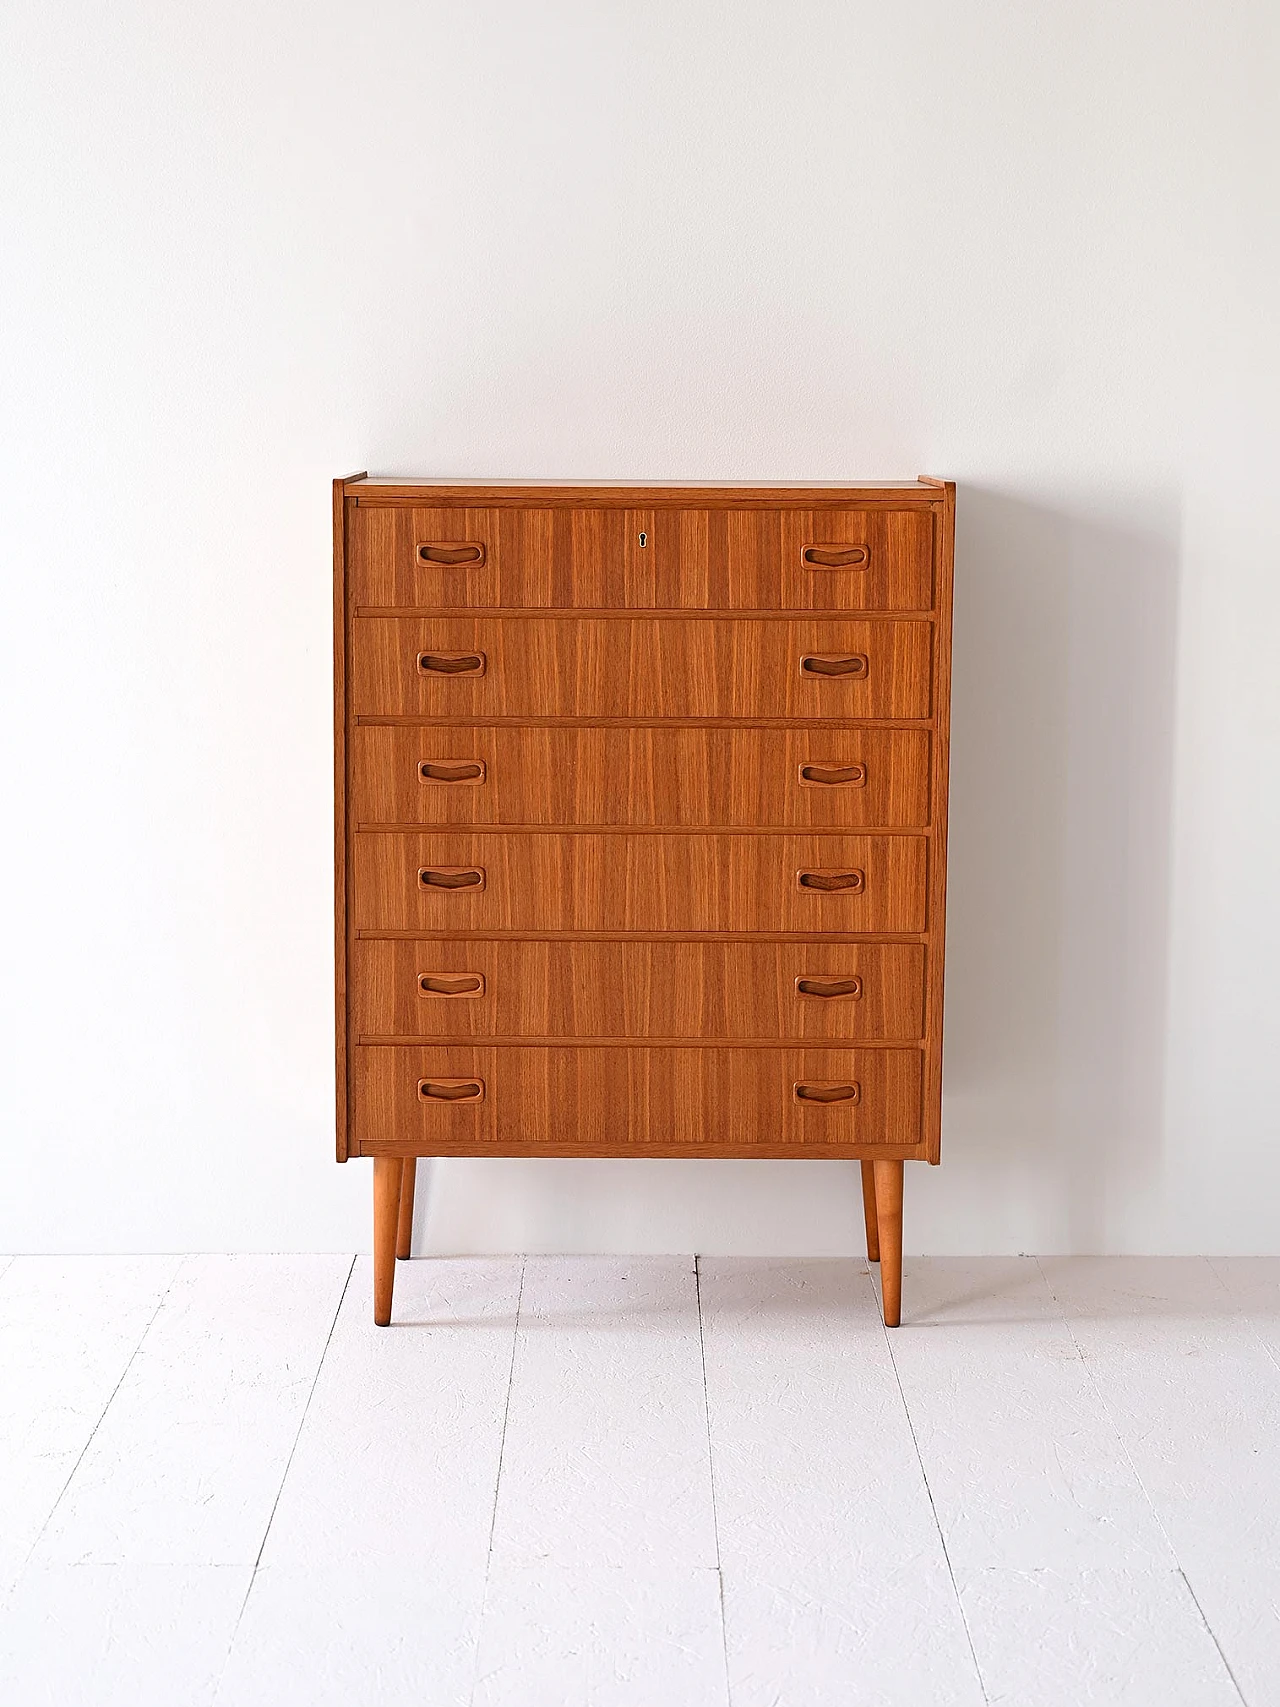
(412, 485), (1185, 1258)
(941, 485), (1182, 1251)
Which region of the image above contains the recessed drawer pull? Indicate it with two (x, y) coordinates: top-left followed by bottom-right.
(418, 759), (486, 784)
(418, 972), (486, 997)
(416, 541), (486, 567)
(417, 651), (487, 676)
(798, 762), (866, 787)
(800, 653), (869, 678)
(797, 868), (865, 893)
(795, 975), (863, 1000)
(418, 866), (486, 891)
(794, 1080), (861, 1104)
(418, 1077), (485, 1102)
(801, 544), (870, 569)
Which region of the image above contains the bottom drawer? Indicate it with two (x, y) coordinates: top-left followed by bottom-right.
(352, 1046), (924, 1158)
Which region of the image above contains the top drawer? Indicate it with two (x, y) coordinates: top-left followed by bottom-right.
(347, 505), (935, 612)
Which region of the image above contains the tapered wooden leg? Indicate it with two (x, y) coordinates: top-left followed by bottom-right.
(872, 1160), (904, 1328)
(396, 1157), (417, 1260)
(372, 1156), (402, 1327)
(860, 1160), (880, 1262)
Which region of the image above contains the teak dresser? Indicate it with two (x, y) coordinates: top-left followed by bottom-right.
(333, 475), (956, 1327)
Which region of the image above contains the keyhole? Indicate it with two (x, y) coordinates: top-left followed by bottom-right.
(638, 531), (648, 548)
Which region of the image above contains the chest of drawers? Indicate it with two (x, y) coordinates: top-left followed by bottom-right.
(333, 475), (955, 1327)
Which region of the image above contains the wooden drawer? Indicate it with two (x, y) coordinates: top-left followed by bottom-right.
(352, 939), (926, 1041)
(350, 504), (934, 610)
(352, 1044), (925, 1156)
(351, 616), (932, 720)
(353, 832), (928, 934)
(351, 725), (931, 829)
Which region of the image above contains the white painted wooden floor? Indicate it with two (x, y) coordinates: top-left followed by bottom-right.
(2, 1255), (1279, 1706)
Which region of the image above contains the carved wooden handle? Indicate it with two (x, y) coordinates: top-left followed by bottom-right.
(416, 541), (486, 567)
(417, 651), (486, 676)
(794, 1081), (861, 1104)
(797, 868), (865, 893)
(801, 544), (869, 569)
(418, 973), (486, 997)
(800, 653), (868, 678)
(798, 762), (866, 787)
(418, 866), (486, 891)
(418, 1078), (485, 1102)
(795, 975), (863, 1000)
(418, 760), (486, 784)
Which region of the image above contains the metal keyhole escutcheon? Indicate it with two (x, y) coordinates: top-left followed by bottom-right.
(638, 531), (647, 547)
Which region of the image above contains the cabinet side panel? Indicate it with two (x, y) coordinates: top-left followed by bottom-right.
(334, 479), (352, 1161)
(925, 486), (955, 1161)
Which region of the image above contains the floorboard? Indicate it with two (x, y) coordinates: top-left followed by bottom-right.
(32, 1255), (351, 1566)
(473, 1562), (727, 1707)
(0, 1256), (179, 1591)
(0, 1564), (249, 1707)
(888, 1257), (1173, 1570)
(215, 1561), (487, 1707)
(958, 1564), (1242, 1706)
(214, 1257), (524, 1703)
(484, 1256), (717, 1571)
(256, 1256), (522, 1572)
(699, 1257), (985, 1707)
(1038, 1257), (1280, 1564)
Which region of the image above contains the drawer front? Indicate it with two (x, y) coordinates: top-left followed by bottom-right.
(351, 725), (931, 829)
(353, 940), (926, 1041)
(352, 617), (932, 720)
(353, 1045), (925, 1154)
(349, 504), (934, 611)
(353, 832), (928, 934)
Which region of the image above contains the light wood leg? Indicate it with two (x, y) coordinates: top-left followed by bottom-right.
(872, 1160), (904, 1328)
(860, 1160), (880, 1262)
(373, 1156), (402, 1327)
(396, 1157), (417, 1261)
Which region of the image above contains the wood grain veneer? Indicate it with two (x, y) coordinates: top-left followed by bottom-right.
(353, 831), (928, 935)
(335, 475), (956, 1327)
(351, 615), (932, 720)
(349, 504), (933, 610)
(351, 725), (931, 829)
(352, 1045), (925, 1157)
(351, 939), (927, 1043)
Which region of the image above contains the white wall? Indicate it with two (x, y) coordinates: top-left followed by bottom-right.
(2, 0), (1277, 1255)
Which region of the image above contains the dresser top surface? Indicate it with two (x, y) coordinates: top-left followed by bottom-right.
(340, 475), (953, 507)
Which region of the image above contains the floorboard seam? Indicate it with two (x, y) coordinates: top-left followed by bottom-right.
(1178, 1566), (1253, 1707)
(694, 1253), (732, 1707)
(876, 1264), (991, 1707)
(210, 1253), (357, 1703)
(1032, 1257), (1251, 1707)
(18, 1252), (185, 1576)
(468, 1255), (526, 1707)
